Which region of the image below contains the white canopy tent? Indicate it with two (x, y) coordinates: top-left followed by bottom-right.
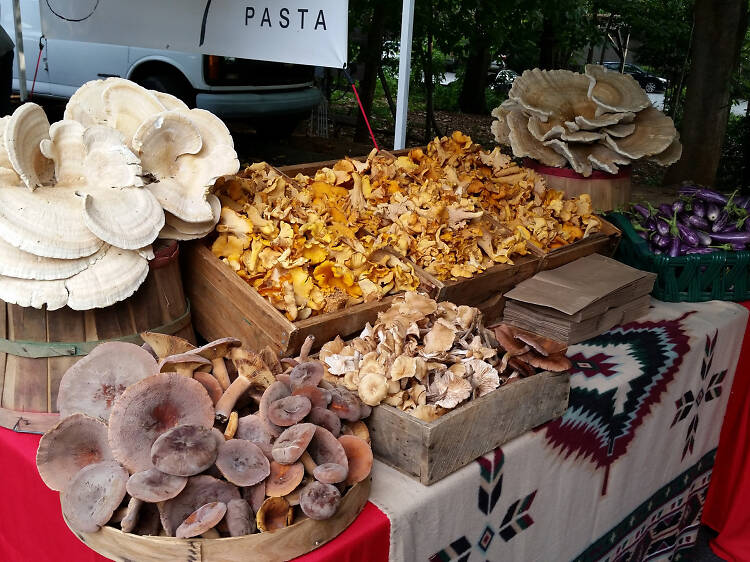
(394, 0), (416, 150)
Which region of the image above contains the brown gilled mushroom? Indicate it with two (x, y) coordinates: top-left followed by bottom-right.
(36, 413), (113, 492)
(517, 351), (572, 372)
(126, 467), (188, 502)
(491, 324), (530, 356)
(62, 460), (129, 533)
(339, 435), (373, 485)
(256, 497), (293, 532)
(192, 337), (242, 390)
(289, 361), (325, 390)
(308, 426), (349, 476)
(508, 325), (567, 357)
(328, 387), (362, 421)
(225, 498), (255, 537)
(292, 385), (328, 409)
(266, 461), (304, 497)
(306, 407), (341, 437)
(158, 353), (212, 378)
(341, 421), (371, 445)
(192, 371), (223, 405)
(312, 462), (347, 484)
(267, 395), (312, 427)
(236, 414), (273, 445)
(257, 381), (291, 437)
(259, 346), (283, 376)
(215, 439), (270, 486)
(299, 481), (341, 521)
(159, 475), (240, 536)
(57, 342), (157, 422)
(272, 423), (316, 465)
(150, 425), (219, 477)
(508, 357), (536, 378)
(242, 481), (266, 513)
(215, 351), (274, 423)
(108, 373), (214, 473)
(175, 502), (227, 538)
(139, 332), (195, 360)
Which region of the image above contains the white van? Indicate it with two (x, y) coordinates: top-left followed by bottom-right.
(0, 0), (321, 134)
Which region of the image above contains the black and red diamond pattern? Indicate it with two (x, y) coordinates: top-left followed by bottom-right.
(429, 449), (537, 561)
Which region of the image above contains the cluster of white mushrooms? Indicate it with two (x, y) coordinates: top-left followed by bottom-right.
(492, 65), (681, 176)
(37, 335), (373, 538)
(0, 78), (238, 310)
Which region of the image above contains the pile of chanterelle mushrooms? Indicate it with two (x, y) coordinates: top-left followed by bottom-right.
(492, 65), (681, 177)
(0, 78), (238, 310)
(38, 334), (373, 538)
(318, 292), (572, 422)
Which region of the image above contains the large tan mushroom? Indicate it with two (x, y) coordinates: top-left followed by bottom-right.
(585, 64), (651, 115)
(36, 413), (113, 492)
(61, 460), (129, 534)
(57, 342), (157, 422)
(108, 373), (214, 473)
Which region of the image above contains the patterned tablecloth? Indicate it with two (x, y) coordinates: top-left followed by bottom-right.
(369, 299), (748, 561)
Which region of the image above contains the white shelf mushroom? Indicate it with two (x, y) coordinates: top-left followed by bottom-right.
(493, 64), (681, 176)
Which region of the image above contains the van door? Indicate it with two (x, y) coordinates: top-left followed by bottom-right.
(1, 0), (50, 95)
(43, 8), (129, 98)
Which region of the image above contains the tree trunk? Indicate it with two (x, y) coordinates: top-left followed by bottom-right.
(538, 13), (558, 69)
(458, 38), (491, 114)
(354, 3), (387, 142)
(664, 0), (748, 186)
(378, 66), (396, 119)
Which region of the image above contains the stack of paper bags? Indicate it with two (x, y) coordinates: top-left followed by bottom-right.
(502, 254), (656, 344)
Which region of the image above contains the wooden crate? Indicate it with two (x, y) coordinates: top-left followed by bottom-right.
(368, 371), (570, 485)
(184, 243), (397, 357)
(529, 217), (622, 271)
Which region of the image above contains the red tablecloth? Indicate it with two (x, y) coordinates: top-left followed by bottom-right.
(702, 301), (750, 561)
(0, 429), (390, 562)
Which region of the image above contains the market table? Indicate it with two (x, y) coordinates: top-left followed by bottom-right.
(0, 298), (746, 561)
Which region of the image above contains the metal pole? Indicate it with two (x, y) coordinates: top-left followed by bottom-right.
(394, 0), (415, 150)
(11, 0), (27, 101)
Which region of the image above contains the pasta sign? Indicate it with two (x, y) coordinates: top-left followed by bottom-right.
(40, 1), (349, 68)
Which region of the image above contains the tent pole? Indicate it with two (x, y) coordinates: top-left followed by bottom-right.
(394, 0), (415, 150)
(11, 0), (27, 101)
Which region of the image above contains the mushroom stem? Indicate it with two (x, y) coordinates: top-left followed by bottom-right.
(215, 377), (252, 424)
(298, 335), (315, 362)
(121, 497), (143, 534)
(212, 358), (231, 390)
(175, 366), (194, 377)
(224, 411), (238, 440)
(299, 451), (317, 476)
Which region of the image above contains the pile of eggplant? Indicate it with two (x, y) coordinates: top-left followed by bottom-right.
(628, 186), (750, 257)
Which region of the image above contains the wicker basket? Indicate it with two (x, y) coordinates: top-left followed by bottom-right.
(608, 212), (750, 302)
(65, 478), (370, 562)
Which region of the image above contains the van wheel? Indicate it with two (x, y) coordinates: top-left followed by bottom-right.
(137, 73), (195, 108)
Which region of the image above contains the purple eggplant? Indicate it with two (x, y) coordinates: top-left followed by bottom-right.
(706, 231), (750, 244)
(672, 200), (685, 214)
(685, 215), (710, 230)
(668, 237), (681, 257)
(696, 189), (729, 205)
(637, 231), (648, 240)
(696, 231), (712, 246)
(732, 242), (747, 251)
(678, 185), (700, 197)
(685, 247), (716, 255)
(708, 204), (722, 221)
(677, 223), (699, 247)
(656, 218), (670, 236)
(725, 224), (738, 233)
(658, 203), (674, 218)
(712, 211), (729, 232)
(632, 204), (651, 219)
(693, 200), (706, 218)
(654, 234), (671, 249)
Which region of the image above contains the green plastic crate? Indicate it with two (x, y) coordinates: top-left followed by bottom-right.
(607, 212), (750, 302)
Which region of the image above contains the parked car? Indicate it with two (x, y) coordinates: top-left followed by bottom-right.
(603, 61), (667, 93)
(0, 0), (321, 135)
(491, 69), (519, 93)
